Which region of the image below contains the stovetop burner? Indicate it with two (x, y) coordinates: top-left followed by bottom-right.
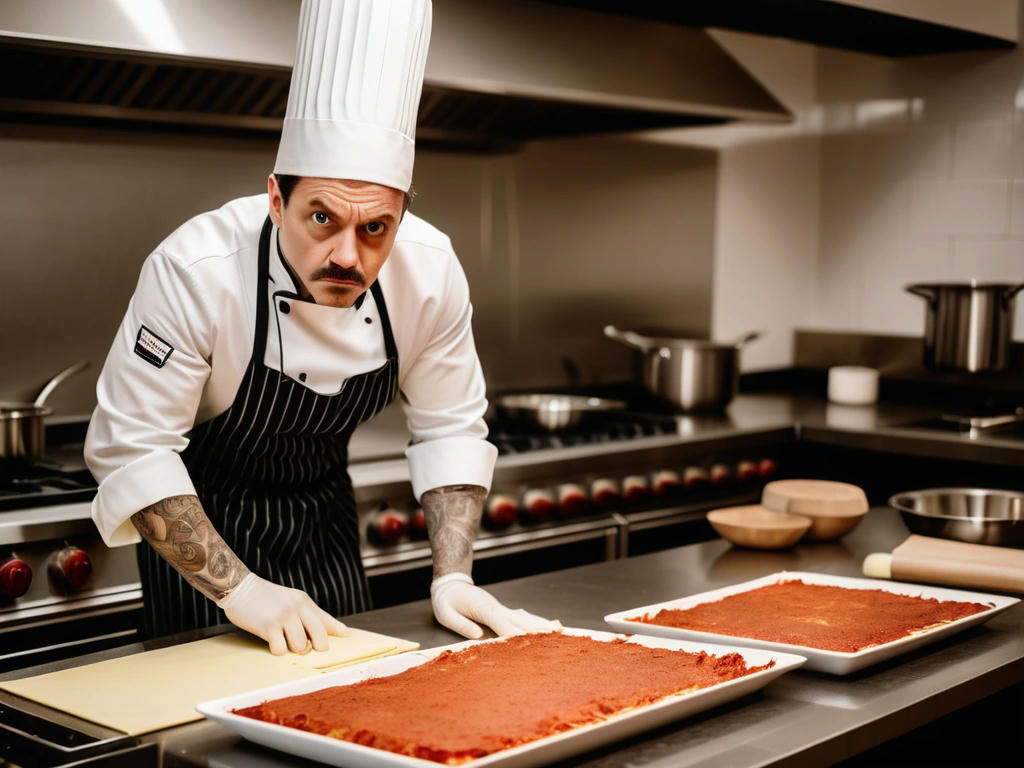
(487, 411), (677, 455)
(0, 463), (97, 511)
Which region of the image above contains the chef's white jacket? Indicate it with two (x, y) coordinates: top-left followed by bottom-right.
(85, 194), (497, 547)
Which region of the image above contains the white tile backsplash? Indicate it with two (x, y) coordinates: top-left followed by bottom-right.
(805, 22), (1024, 342)
(905, 181), (950, 235)
(953, 119), (1014, 178)
(859, 237), (956, 335)
(906, 179), (1009, 235)
(1010, 180), (1024, 233)
(1012, 106), (1024, 178)
(813, 240), (865, 329)
(952, 236), (1024, 280)
(711, 137), (819, 370)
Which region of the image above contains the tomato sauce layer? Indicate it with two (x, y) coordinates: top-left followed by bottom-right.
(631, 579), (989, 652)
(233, 632), (771, 764)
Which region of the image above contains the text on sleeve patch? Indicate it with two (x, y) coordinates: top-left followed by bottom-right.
(134, 325), (174, 368)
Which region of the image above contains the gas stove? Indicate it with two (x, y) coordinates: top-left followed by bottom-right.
(487, 410), (677, 455)
(0, 461), (141, 673)
(0, 464), (97, 512)
(356, 388), (794, 607)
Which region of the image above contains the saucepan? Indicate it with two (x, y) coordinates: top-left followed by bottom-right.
(493, 393), (626, 431)
(604, 326), (761, 412)
(0, 361), (90, 462)
(888, 487), (1024, 548)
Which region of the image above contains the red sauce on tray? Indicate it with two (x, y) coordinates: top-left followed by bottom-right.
(630, 579), (990, 653)
(232, 632), (772, 765)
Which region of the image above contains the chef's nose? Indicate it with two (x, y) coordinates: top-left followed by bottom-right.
(328, 228), (360, 269)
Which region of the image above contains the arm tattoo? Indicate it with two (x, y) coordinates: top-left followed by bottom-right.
(421, 484), (486, 580)
(130, 494), (249, 602)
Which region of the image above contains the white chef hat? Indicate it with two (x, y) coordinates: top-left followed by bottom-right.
(273, 0), (431, 192)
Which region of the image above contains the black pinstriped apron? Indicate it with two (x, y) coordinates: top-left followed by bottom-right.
(137, 216), (398, 638)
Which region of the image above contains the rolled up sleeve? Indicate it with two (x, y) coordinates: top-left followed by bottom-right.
(85, 251), (213, 546)
(406, 437), (498, 501)
(91, 451), (197, 546)
(400, 250), (496, 500)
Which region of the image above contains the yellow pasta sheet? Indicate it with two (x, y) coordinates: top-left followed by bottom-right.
(0, 628), (418, 735)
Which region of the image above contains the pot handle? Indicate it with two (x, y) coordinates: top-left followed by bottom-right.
(733, 330), (762, 348)
(905, 284), (936, 304)
(34, 361), (91, 408)
(603, 325), (655, 353)
(1003, 283), (1024, 309)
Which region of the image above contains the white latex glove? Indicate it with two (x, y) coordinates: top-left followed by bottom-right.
(430, 573), (561, 639)
(217, 573), (348, 655)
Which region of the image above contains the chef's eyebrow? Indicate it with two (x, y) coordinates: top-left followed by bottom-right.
(308, 197), (397, 224)
(361, 212), (397, 225)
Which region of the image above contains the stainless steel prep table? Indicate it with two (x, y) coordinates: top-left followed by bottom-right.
(4, 507), (1021, 767)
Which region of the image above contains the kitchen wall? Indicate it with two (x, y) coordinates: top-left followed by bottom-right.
(647, 30), (824, 372)
(11, 4), (1022, 420)
(414, 138), (717, 392)
(0, 124), (280, 419)
(0, 124), (716, 418)
(813, 41), (1024, 341)
(655, 14), (1024, 371)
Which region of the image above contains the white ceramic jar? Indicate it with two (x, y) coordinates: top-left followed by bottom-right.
(827, 366), (879, 405)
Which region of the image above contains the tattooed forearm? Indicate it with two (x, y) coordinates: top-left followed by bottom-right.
(130, 494), (249, 602)
(422, 484), (486, 580)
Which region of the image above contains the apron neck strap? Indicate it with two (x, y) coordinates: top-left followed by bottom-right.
(254, 216), (274, 358)
(370, 280), (398, 360)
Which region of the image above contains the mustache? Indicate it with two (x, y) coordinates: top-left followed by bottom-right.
(311, 264), (365, 285)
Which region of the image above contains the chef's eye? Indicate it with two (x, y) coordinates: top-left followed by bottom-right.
(365, 221), (386, 235)
(312, 211), (329, 225)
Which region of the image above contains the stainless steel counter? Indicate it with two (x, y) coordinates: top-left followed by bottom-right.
(346, 394), (1023, 486)
(8, 508), (1018, 767)
(668, 393), (1024, 468)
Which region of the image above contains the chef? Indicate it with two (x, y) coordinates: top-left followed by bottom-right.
(85, 0), (557, 655)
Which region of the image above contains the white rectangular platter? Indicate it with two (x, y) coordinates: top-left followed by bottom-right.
(604, 571), (1020, 675)
(196, 627), (805, 768)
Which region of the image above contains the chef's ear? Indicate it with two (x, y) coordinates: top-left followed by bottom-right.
(268, 174), (284, 227)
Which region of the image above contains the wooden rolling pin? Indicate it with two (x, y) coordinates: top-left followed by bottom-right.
(863, 535), (1024, 593)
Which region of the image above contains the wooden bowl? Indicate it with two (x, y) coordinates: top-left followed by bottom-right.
(707, 505), (812, 549)
(761, 479), (868, 540)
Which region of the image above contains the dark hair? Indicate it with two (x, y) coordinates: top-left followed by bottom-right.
(274, 174), (414, 213)
(275, 174), (302, 206)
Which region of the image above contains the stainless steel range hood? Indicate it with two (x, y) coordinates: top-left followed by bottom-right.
(0, 0), (790, 151)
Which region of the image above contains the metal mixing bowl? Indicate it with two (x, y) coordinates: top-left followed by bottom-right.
(888, 488), (1024, 548)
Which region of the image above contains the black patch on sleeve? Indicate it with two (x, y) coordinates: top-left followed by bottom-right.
(134, 325), (174, 368)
